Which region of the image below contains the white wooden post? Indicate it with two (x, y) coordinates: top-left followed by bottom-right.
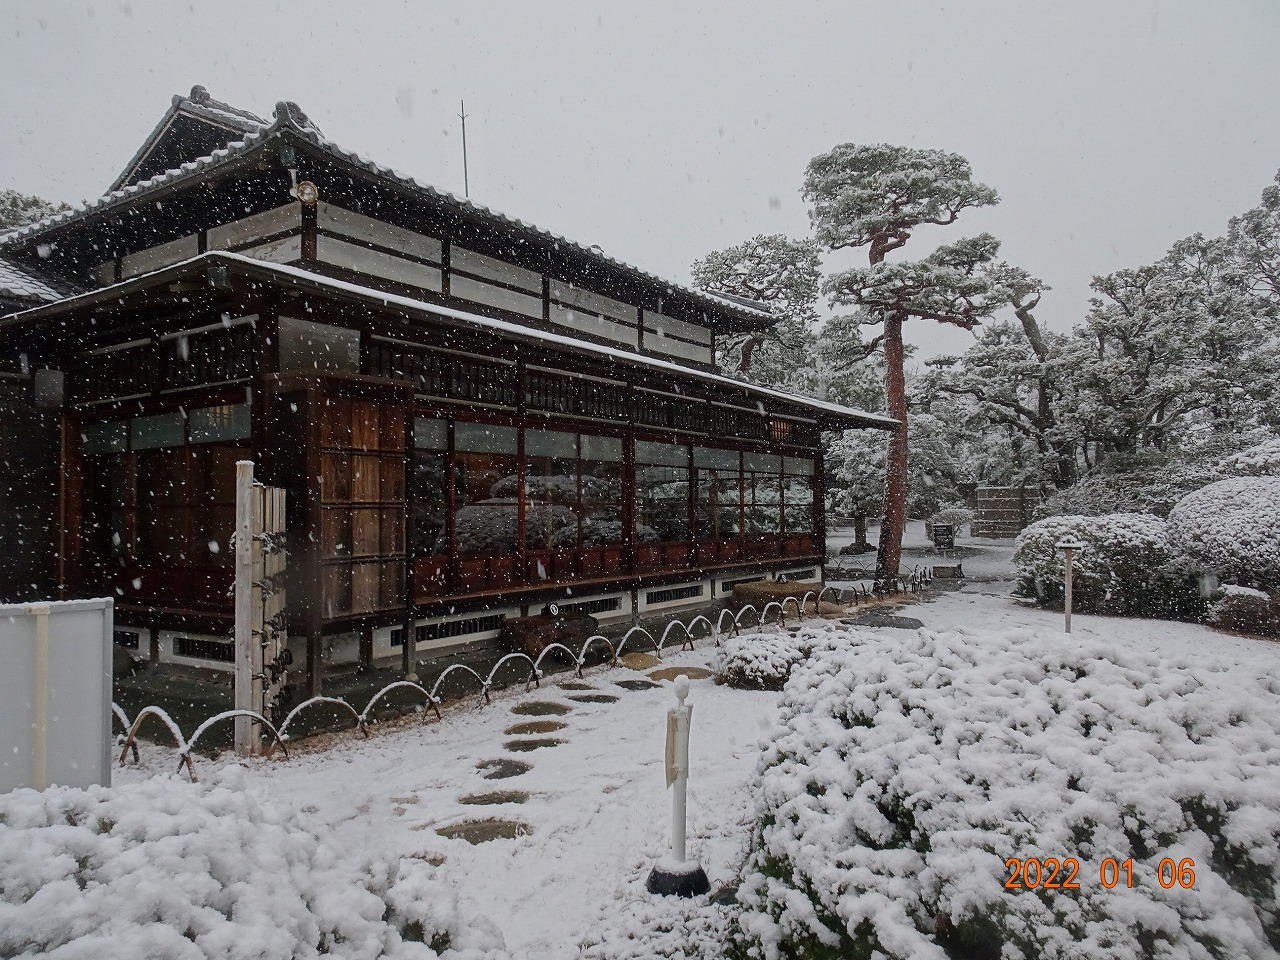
(234, 460), (255, 756)
(671, 674), (692, 862)
(1057, 539), (1084, 635)
(647, 673), (709, 896)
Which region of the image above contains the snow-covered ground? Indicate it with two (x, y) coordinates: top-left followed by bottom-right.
(7, 580), (1278, 958)
(112, 646), (775, 959)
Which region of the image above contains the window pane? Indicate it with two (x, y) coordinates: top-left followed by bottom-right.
(412, 451), (448, 555)
(743, 451), (782, 473)
(695, 446), (739, 470)
(278, 316), (360, 374)
(637, 464), (689, 542)
(784, 456), (815, 476)
(190, 403), (251, 444)
(784, 476), (814, 534)
(82, 420), (128, 454)
(131, 412), (186, 451)
(696, 467), (741, 540)
(580, 434), (622, 462)
(454, 451), (518, 554)
(413, 417), (447, 450)
(455, 421), (517, 454)
(636, 439), (687, 467)
(525, 428), (577, 459)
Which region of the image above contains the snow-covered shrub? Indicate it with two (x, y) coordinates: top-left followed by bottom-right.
(734, 625), (1280, 960)
(1167, 476), (1280, 589)
(716, 632), (810, 691)
(1013, 513), (1202, 618)
(1216, 436), (1280, 477)
(1207, 584), (1280, 637)
(0, 768), (505, 960)
(929, 503), (974, 535)
(1037, 454), (1222, 519)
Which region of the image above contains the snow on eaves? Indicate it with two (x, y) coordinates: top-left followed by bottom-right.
(0, 255), (81, 304)
(4, 250), (895, 429)
(1, 100), (774, 327)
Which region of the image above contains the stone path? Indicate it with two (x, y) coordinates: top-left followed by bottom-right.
(432, 672), (676, 845)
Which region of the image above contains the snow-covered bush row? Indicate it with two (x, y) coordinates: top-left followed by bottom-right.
(1216, 437), (1280, 477)
(1208, 584), (1280, 637)
(734, 624), (1280, 960)
(1167, 477), (1280, 589)
(578, 886), (734, 960)
(0, 768), (506, 960)
(715, 632), (812, 691)
(1013, 513), (1203, 618)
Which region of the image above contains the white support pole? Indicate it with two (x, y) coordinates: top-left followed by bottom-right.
(234, 460), (255, 757)
(647, 672), (710, 897)
(1063, 547), (1074, 635)
(671, 674), (691, 862)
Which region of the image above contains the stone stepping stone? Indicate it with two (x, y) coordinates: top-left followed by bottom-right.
(476, 758), (532, 780)
(436, 818), (532, 844)
(648, 666), (715, 682)
(619, 652), (661, 670)
(505, 737), (565, 752)
(615, 679), (661, 692)
(568, 693), (619, 704)
(843, 613), (924, 629)
(459, 790), (530, 806)
(505, 719), (568, 736)
(511, 700), (573, 716)
(556, 680), (596, 691)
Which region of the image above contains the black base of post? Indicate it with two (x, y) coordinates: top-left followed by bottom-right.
(646, 861), (710, 898)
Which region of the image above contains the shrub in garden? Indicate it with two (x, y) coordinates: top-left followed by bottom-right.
(716, 632), (810, 691)
(1167, 476), (1280, 590)
(1207, 584), (1280, 637)
(1013, 513), (1202, 618)
(732, 626), (1280, 960)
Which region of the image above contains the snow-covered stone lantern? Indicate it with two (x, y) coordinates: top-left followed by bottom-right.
(1055, 538), (1086, 634)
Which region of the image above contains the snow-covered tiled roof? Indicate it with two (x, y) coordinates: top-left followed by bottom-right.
(1, 251), (894, 431)
(2, 96), (775, 328)
(0, 255), (82, 304)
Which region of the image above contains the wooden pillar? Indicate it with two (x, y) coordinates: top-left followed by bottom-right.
(622, 418), (636, 576)
(304, 385), (324, 695)
(814, 442), (827, 565)
(148, 625), (160, 665)
(57, 414), (81, 601)
(401, 400), (417, 680)
(359, 624), (374, 667)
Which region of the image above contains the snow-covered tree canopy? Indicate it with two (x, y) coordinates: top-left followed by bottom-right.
(802, 143), (999, 261)
(0, 188), (68, 230)
(825, 232), (1010, 330)
(690, 234), (820, 382)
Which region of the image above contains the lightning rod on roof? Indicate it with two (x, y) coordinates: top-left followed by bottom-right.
(458, 99), (470, 198)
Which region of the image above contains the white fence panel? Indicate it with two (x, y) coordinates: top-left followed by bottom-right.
(0, 598), (113, 792)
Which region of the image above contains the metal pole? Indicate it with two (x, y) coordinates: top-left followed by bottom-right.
(672, 675), (691, 862)
(234, 460), (255, 756)
(458, 100), (469, 198)
(1063, 547), (1074, 635)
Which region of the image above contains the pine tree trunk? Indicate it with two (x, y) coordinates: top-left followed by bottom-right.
(875, 312), (908, 583)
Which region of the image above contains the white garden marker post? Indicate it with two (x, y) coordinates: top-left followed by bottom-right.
(646, 673), (711, 897)
(234, 460), (256, 757)
(1056, 539), (1085, 635)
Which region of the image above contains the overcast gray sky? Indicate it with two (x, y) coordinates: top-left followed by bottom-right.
(3, 1), (1279, 358)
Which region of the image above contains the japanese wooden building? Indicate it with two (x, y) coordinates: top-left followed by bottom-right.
(0, 87), (893, 692)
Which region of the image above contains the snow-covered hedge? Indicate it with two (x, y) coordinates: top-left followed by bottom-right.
(1013, 513), (1201, 618)
(1207, 584), (1280, 637)
(0, 768), (505, 960)
(1216, 437), (1280, 477)
(715, 633), (811, 691)
(1167, 477), (1280, 589)
(734, 625), (1280, 960)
